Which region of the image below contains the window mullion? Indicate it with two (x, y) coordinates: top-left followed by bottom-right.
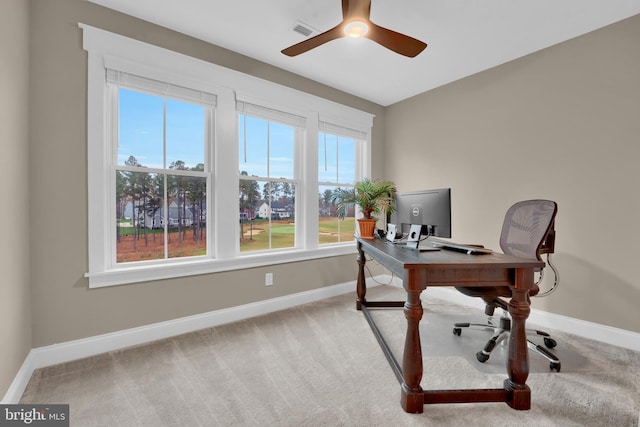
(108, 84), (119, 269)
(206, 107), (214, 259)
(304, 115), (319, 249)
(214, 89), (239, 259)
(163, 98), (168, 259)
(267, 121), (272, 249)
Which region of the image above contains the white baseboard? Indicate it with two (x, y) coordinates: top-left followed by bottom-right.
(4, 276), (639, 403)
(1, 354), (36, 405)
(2, 279), (374, 404)
(386, 276), (640, 352)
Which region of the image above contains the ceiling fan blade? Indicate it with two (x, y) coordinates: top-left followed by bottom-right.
(365, 22), (427, 58)
(281, 24), (344, 57)
(282, 0), (426, 58)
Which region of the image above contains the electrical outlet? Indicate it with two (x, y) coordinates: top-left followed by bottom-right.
(265, 272), (273, 286)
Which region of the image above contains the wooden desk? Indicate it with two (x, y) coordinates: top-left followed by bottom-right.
(355, 237), (544, 413)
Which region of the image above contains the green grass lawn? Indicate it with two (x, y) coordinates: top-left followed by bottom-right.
(318, 216), (355, 244)
(118, 217), (357, 254)
(240, 217), (355, 251)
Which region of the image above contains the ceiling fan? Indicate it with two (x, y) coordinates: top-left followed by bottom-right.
(281, 0), (427, 58)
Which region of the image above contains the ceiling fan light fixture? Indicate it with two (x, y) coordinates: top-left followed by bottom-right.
(344, 20), (369, 38)
(281, 0), (427, 57)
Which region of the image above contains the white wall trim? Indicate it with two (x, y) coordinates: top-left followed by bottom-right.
(5, 276), (639, 403)
(1, 355), (36, 405)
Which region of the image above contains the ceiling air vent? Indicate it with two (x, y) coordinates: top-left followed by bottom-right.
(292, 21), (315, 38)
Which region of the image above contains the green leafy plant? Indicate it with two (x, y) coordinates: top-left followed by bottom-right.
(331, 178), (397, 220)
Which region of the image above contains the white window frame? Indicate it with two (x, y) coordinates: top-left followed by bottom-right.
(80, 24), (373, 288)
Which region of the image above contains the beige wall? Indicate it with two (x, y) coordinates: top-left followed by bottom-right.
(27, 0), (385, 349)
(4, 0), (638, 400)
(385, 15), (640, 333)
(0, 0), (32, 397)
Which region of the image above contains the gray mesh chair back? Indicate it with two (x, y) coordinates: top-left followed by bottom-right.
(500, 200), (557, 263)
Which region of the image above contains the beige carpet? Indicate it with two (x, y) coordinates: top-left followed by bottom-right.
(20, 285), (640, 426)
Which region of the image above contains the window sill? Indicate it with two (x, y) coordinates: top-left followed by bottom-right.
(85, 244), (358, 288)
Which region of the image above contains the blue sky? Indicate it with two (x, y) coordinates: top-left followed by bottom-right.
(118, 87), (356, 186)
(118, 88), (204, 169)
(238, 115), (294, 179)
(318, 132), (356, 185)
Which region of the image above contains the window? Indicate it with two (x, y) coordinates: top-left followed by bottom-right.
(81, 24), (373, 287)
(112, 81), (214, 263)
(237, 103), (304, 252)
(318, 124), (364, 244)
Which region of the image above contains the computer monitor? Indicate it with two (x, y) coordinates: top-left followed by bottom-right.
(391, 188), (451, 238)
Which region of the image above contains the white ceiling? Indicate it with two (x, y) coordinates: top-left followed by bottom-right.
(88, 0), (640, 106)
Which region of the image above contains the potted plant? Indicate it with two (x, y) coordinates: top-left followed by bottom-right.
(331, 178), (397, 239)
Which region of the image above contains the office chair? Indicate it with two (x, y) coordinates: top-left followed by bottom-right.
(452, 199), (561, 371)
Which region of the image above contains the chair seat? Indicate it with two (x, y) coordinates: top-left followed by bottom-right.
(456, 283), (540, 302)
(455, 286), (511, 300)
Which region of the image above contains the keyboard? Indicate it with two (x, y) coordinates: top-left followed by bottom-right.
(419, 238), (493, 255)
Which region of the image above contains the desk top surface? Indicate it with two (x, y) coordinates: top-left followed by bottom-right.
(356, 236), (544, 271)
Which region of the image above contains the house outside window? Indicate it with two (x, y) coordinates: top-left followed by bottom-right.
(318, 125), (363, 244)
(238, 103), (304, 253)
(113, 84), (213, 263)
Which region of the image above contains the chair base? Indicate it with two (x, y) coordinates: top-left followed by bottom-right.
(453, 315), (561, 372)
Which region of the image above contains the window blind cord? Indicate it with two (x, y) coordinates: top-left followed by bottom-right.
(324, 131), (327, 171)
(335, 135), (339, 182)
(243, 114), (247, 163)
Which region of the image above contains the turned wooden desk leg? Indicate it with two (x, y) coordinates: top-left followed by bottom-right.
(401, 289), (425, 413)
(505, 268), (533, 410)
(356, 242), (366, 310)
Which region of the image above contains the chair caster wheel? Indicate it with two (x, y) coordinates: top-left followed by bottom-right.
(476, 352), (490, 363)
(544, 337), (557, 348)
(550, 362), (561, 372)
(453, 328), (462, 336)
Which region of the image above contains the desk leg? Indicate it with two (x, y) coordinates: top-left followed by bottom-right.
(356, 241), (366, 310)
(505, 268), (532, 410)
(401, 289), (425, 413)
